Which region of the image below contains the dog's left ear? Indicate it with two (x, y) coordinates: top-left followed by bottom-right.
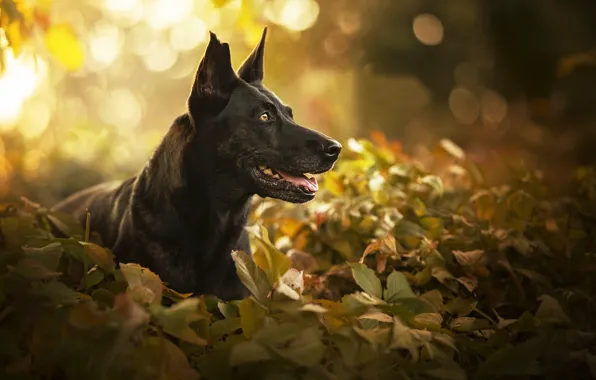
(188, 31), (239, 120)
(237, 27), (268, 84)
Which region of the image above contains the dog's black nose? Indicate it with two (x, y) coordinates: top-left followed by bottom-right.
(325, 141), (342, 157)
(318, 140), (342, 160)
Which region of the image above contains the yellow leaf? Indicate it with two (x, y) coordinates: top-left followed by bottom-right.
(44, 24), (84, 71)
(470, 190), (496, 220)
(212, 0), (232, 8)
(322, 171), (344, 196)
(251, 225), (291, 284)
(5, 21), (25, 55)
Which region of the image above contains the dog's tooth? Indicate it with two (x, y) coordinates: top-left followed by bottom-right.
(272, 174), (281, 179)
(304, 173), (315, 179)
(259, 165), (266, 170)
(263, 168), (273, 175)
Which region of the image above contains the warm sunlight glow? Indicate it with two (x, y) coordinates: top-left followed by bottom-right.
(0, 51), (46, 126)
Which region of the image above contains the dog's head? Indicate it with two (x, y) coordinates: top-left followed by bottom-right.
(187, 29), (341, 203)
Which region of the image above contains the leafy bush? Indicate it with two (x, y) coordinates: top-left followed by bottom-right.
(1, 136), (595, 380)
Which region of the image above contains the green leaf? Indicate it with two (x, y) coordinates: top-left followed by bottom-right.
(81, 242), (115, 272)
(272, 326), (326, 367)
(450, 317), (490, 332)
(150, 298), (209, 345)
(432, 267), (459, 292)
(218, 301), (239, 319)
(389, 317), (433, 362)
(8, 258), (61, 280)
(209, 317), (241, 341)
(119, 263), (163, 305)
(162, 339), (201, 380)
(474, 336), (545, 380)
(22, 242), (63, 272)
(507, 190), (535, 221)
(231, 250), (270, 304)
(229, 341), (272, 366)
(384, 270), (415, 302)
(446, 297), (477, 317)
(410, 197), (427, 216)
(535, 294), (571, 326)
(438, 138), (465, 160)
(30, 281), (79, 305)
(514, 268), (552, 288)
(162, 286), (193, 303)
(250, 225), (292, 284)
(47, 212), (85, 239)
(420, 175), (444, 197)
(452, 249), (485, 268)
(350, 263), (382, 298)
(353, 326), (392, 350)
(238, 297), (266, 339)
(420, 217), (444, 240)
(85, 267), (105, 287)
(470, 190), (496, 220)
(412, 313), (443, 330)
(420, 289), (445, 312)
(91, 288), (115, 308)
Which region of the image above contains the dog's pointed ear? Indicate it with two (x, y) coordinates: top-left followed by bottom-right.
(188, 31), (238, 119)
(237, 27), (268, 83)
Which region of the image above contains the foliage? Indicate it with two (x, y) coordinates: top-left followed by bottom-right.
(0, 0), (83, 72)
(1, 135), (596, 379)
(0, 0), (308, 75)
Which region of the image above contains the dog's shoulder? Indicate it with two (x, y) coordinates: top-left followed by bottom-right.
(52, 178), (136, 245)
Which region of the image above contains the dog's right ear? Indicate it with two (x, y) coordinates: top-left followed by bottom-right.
(237, 27), (267, 84)
(188, 32), (238, 120)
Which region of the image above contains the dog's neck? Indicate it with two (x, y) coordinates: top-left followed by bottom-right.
(136, 114), (253, 237)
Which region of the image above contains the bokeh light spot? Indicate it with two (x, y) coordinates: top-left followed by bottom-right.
(324, 31), (349, 57)
(413, 13), (444, 46)
(142, 40), (178, 72)
(170, 17), (208, 52)
(20, 99), (52, 139)
(99, 88), (142, 129)
(337, 10), (361, 35)
(480, 90), (508, 124)
(23, 149), (44, 179)
(146, 0), (194, 30)
(265, 0), (320, 32)
(88, 21), (123, 67)
(449, 87), (479, 125)
(104, 0), (137, 12)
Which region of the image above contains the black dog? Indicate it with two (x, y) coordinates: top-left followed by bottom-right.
(51, 28), (341, 300)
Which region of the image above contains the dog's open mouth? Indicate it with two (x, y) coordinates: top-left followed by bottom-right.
(256, 165), (319, 193)
(251, 164), (323, 203)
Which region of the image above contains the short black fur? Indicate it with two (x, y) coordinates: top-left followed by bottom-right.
(52, 29), (341, 300)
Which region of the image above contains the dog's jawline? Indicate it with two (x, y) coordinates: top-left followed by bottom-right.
(52, 113), (252, 301)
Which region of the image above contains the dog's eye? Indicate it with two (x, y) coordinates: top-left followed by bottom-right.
(258, 112), (271, 122)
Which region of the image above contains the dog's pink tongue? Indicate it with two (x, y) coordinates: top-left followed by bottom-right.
(277, 170), (318, 192)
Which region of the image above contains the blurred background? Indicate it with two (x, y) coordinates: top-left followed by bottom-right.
(1, 0), (596, 206)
